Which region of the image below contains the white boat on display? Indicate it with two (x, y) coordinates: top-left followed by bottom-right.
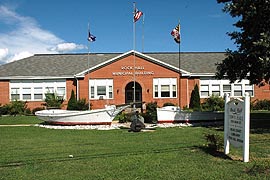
(35, 104), (130, 125)
(157, 106), (224, 123)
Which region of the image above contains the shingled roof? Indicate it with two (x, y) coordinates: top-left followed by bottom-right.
(0, 50), (226, 79)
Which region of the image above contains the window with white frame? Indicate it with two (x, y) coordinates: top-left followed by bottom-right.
(245, 84), (253, 96)
(153, 78), (177, 98)
(200, 85), (209, 97)
(233, 84), (242, 96)
(200, 79), (254, 98)
(212, 84), (220, 96)
(34, 87), (43, 100)
(10, 88), (20, 100)
(89, 79), (113, 99)
(9, 79), (66, 101)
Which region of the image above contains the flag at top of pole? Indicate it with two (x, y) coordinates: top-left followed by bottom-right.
(88, 31), (96, 42)
(134, 8), (143, 22)
(171, 23), (181, 44)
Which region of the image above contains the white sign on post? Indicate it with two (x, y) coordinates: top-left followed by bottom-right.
(224, 93), (250, 162)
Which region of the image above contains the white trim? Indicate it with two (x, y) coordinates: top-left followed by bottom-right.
(76, 50), (191, 77)
(1, 76), (73, 80)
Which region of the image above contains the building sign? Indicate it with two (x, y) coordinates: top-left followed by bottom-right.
(224, 93), (250, 162)
(227, 100), (244, 147)
(112, 66), (154, 76)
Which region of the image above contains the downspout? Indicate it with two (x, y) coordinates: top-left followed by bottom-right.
(74, 75), (79, 100)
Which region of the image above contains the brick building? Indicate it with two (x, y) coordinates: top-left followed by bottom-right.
(0, 50), (269, 110)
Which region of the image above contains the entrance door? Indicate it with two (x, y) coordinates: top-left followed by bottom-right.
(125, 82), (142, 107)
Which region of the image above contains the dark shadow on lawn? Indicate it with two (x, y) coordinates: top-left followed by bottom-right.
(194, 145), (233, 160)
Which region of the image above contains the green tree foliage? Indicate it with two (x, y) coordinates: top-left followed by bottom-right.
(44, 93), (63, 109)
(67, 90), (77, 110)
(201, 95), (225, 111)
(0, 100), (29, 116)
(216, 0), (270, 86)
(67, 90), (89, 110)
(142, 102), (158, 123)
(189, 84), (201, 111)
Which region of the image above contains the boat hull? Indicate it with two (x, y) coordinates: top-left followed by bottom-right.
(157, 106), (224, 123)
(35, 105), (129, 125)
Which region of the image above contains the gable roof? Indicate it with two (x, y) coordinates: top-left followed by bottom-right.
(0, 50), (226, 79)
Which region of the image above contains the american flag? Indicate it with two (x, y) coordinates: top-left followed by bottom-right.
(134, 8), (143, 22)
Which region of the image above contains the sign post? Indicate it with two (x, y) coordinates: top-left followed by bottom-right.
(224, 93), (250, 162)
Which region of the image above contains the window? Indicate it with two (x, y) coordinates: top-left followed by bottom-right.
(97, 86), (106, 96)
(109, 86), (113, 98)
(22, 88), (31, 100)
(90, 86), (95, 98)
(154, 85), (158, 98)
(57, 87), (65, 99)
(200, 79), (253, 98)
(234, 84), (242, 96)
(153, 78), (177, 98)
(89, 79), (113, 99)
(34, 87), (43, 100)
(223, 85), (231, 96)
(11, 88), (20, 100)
(161, 85), (170, 97)
(9, 79), (66, 101)
(200, 85), (209, 97)
(212, 84), (220, 96)
(245, 84), (253, 96)
(172, 85), (176, 97)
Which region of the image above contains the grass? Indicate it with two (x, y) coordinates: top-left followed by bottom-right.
(0, 116), (269, 179)
(0, 116), (43, 125)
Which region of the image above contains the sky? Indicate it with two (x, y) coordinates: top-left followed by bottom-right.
(0, 0), (238, 64)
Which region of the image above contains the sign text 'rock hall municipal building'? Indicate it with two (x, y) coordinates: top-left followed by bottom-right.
(0, 50), (270, 110)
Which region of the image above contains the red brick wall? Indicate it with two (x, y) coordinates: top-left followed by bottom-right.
(251, 84), (270, 102)
(77, 55), (184, 109)
(0, 80), (10, 105)
(2, 54), (270, 110)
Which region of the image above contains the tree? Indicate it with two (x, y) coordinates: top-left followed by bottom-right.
(189, 84), (201, 111)
(67, 89), (77, 110)
(216, 0), (270, 86)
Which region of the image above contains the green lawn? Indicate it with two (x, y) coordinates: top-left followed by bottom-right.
(0, 116), (269, 180)
(0, 116), (43, 125)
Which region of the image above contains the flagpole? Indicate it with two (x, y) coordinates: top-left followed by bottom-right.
(87, 22), (91, 110)
(133, 2), (136, 110)
(142, 13), (145, 53)
(178, 20), (181, 108)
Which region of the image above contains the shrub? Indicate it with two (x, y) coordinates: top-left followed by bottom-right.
(67, 90), (77, 110)
(189, 84), (201, 111)
(1, 101), (34, 116)
(44, 93), (63, 109)
(142, 102), (157, 123)
(251, 99), (270, 110)
(0, 104), (9, 115)
(204, 133), (223, 152)
(76, 98), (89, 110)
(202, 95), (224, 111)
(67, 90), (89, 110)
(114, 111), (131, 123)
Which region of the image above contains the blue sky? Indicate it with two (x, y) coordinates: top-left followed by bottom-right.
(0, 0), (237, 64)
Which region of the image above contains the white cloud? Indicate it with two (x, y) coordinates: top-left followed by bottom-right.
(51, 43), (86, 52)
(9, 51), (33, 63)
(0, 5), (85, 64)
(0, 48), (9, 60)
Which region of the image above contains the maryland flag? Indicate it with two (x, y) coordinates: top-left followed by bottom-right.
(171, 24), (180, 44)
